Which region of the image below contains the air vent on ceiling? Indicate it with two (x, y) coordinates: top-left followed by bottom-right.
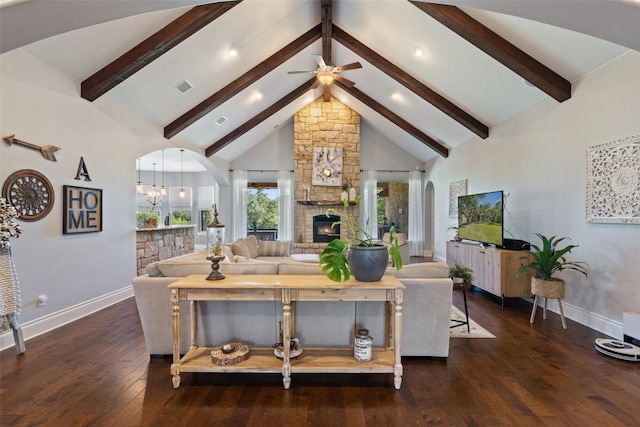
(175, 80), (193, 93)
(215, 116), (227, 126)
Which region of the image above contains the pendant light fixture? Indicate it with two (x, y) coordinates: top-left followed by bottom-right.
(179, 149), (186, 199)
(136, 158), (143, 194)
(160, 149), (167, 197)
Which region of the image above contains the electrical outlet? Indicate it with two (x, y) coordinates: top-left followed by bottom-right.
(37, 294), (48, 307)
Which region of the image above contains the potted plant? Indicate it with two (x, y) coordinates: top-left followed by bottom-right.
(517, 233), (588, 299)
(449, 262), (474, 287)
(320, 197), (403, 282)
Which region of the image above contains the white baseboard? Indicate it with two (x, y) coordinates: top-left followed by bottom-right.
(530, 297), (623, 339)
(0, 286), (133, 352)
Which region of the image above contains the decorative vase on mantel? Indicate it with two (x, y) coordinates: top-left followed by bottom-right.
(348, 186), (357, 202)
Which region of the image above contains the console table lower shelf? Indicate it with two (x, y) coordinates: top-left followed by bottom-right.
(172, 347), (397, 381)
(168, 274), (404, 390)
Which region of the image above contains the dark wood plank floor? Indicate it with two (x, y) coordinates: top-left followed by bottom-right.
(2, 289), (639, 426)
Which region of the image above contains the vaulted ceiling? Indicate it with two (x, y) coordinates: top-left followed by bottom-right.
(2, 0), (637, 170)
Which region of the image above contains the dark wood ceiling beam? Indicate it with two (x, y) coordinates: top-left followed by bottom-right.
(321, 0), (332, 102)
(410, 1), (571, 102)
(336, 80), (448, 158)
(165, 24), (322, 139)
(81, 2), (242, 101)
(321, 0), (332, 64)
(205, 78), (317, 157)
(332, 25), (488, 139)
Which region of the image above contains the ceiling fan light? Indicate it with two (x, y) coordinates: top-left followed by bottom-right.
(317, 71), (335, 85)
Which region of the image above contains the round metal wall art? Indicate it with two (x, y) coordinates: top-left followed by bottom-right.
(2, 169), (55, 222)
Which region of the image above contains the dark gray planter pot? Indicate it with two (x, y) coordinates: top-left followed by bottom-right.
(347, 244), (389, 282)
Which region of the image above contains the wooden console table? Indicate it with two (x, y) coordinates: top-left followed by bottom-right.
(168, 274), (404, 389)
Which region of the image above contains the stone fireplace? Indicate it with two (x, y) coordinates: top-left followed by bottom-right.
(293, 96), (360, 253)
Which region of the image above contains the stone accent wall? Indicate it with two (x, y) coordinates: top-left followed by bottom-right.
(136, 226), (195, 275)
(293, 97), (360, 246)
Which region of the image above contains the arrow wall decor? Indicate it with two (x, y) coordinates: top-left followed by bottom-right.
(3, 134), (61, 161)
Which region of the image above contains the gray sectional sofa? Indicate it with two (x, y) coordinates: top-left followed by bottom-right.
(132, 246), (453, 358)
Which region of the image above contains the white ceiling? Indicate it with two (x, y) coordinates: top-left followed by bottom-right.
(3, 0), (638, 171)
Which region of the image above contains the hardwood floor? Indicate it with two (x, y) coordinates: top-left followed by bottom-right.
(1, 289), (639, 426)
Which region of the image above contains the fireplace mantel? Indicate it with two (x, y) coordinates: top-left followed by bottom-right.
(297, 200), (356, 206)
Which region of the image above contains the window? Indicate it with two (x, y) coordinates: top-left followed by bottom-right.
(171, 210), (192, 225)
(247, 185), (278, 240)
(199, 209), (213, 232)
(197, 186), (215, 233)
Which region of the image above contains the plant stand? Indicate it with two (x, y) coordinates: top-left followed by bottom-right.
(450, 280), (470, 333)
(530, 278), (567, 329)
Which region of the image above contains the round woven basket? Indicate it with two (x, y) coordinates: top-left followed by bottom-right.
(532, 278), (565, 299)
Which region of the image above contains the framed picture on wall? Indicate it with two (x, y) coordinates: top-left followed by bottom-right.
(63, 185), (103, 234)
(312, 147), (342, 186)
(449, 179), (467, 218)
(586, 134), (639, 224)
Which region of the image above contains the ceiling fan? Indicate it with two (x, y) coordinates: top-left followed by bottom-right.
(288, 54), (362, 88)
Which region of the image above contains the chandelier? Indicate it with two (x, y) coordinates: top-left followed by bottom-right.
(144, 162), (165, 208)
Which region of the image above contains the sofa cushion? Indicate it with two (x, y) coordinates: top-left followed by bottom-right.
(156, 252), (211, 277)
(389, 262), (450, 279)
(258, 240), (291, 257)
(223, 245), (236, 263)
(219, 262), (279, 275)
(245, 235), (260, 258)
(278, 261), (324, 275)
(236, 256), (271, 264)
(230, 238), (251, 258)
(144, 261), (162, 277)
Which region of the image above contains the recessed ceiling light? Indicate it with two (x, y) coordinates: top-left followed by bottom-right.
(175, 80), (193, 93)
(227, 47), (238, 58)
(252, 92), (263, 101)
(391, 91), (402, 101)
(215, 116), (227, 126)
(413, 46), (425, 57)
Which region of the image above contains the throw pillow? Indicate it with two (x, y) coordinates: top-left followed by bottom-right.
(257, 240), (291, 257)
(245, 235), (260, 258)
(230, 238), (251, 258)
(223, 245), (236, 263)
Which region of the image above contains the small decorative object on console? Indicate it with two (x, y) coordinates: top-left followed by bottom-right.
(206, 204), (226, 281)
(211, 342), (249, 365)
(354, 328), (372, 362)
(273, 338), (303, 359)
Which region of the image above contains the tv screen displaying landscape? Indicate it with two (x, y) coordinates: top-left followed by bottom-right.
(457, 190), (503, 246)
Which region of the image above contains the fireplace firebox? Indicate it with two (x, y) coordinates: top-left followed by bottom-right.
(313, 215), (340, 243)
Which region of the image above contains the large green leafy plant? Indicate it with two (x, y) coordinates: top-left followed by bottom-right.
(320, 197), (403, 282)
(517, 233), (588, 280)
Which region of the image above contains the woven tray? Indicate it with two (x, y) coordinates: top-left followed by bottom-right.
(210, 342), (249, 366)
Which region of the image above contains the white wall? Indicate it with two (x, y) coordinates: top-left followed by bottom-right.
(426, 52), (640, 335)
(0, 50), (217, 349)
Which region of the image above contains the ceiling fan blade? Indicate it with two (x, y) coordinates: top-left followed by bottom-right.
(334, 75), (356, 88)
(312, 53), (327, 68)
(333, 62), (362, 72)
(288, 70), (317, 74)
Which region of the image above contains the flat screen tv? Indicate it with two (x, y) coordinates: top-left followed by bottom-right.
(457, 190), (504, 247)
